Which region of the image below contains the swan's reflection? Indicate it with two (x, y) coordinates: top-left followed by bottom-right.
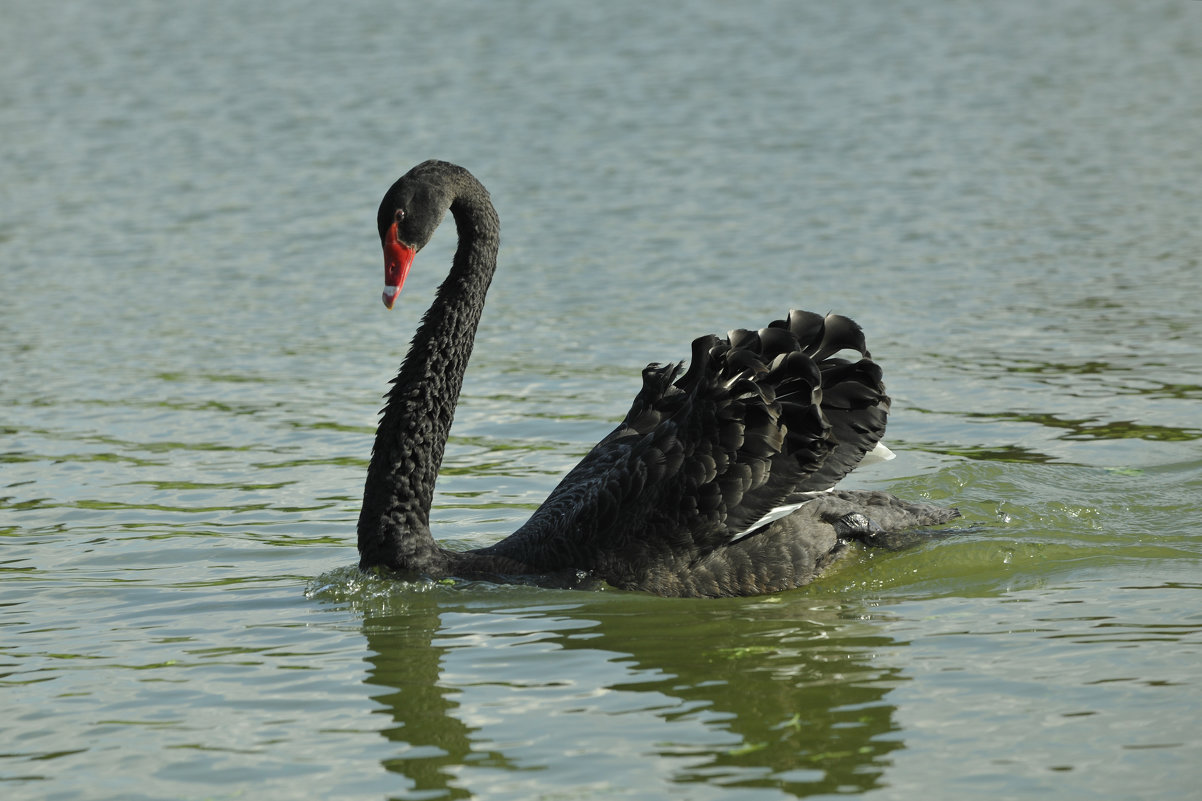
(359, 586), (906, 799)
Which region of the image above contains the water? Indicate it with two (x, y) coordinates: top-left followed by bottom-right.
(2, 1), (1201, 798)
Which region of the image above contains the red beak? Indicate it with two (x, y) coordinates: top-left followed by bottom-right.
(382, 221), (416, 309)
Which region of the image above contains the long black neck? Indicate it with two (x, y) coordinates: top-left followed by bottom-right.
(357, 171), (499, 572)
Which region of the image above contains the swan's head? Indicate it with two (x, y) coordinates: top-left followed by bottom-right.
(376, 162), (454, 309)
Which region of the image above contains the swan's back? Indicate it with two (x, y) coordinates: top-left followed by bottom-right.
(478, 310), (944, 595)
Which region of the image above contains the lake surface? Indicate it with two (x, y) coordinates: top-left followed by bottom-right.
(3, 1), (1201, 799)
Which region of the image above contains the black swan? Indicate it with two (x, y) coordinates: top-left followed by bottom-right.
(357, 160), (958, 597)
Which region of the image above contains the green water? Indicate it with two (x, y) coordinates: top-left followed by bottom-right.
(3, 1), (1201, 799)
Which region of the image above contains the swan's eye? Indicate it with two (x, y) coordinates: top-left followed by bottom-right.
(395, 209), (405, 224)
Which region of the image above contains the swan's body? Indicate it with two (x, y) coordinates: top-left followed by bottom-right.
(357, 161), (957, 597)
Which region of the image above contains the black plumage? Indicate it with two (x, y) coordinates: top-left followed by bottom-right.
(356, 160), (958, 598)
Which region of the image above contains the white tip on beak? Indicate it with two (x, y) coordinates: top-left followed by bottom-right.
(382, 285), (400, 309)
